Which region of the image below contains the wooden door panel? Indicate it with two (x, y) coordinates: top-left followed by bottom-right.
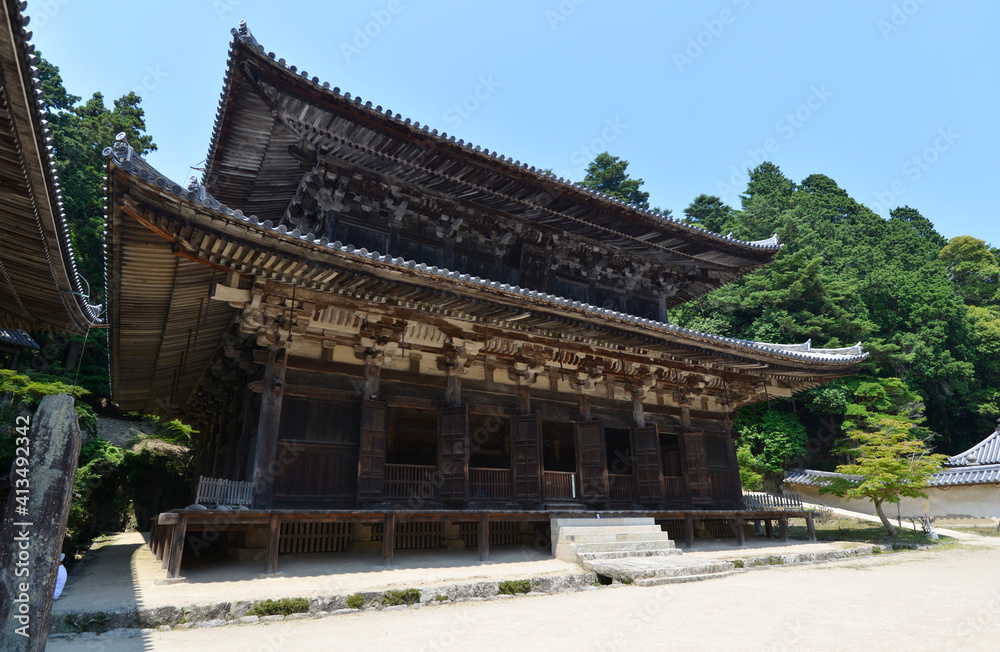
(684, 433), (712, 505)
(511, 413), (542, 504)
(357, 400), (387, 501)
(438, 405), (470, 503)
(632, 425), (663, 506)
(575, 419), (607, 504)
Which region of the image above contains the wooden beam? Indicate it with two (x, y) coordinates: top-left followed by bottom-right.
(684, 514), (695, 549)
(251, 349), (287, 509)
(734, 515), (745, 547)
(779, 515), (789, 543)
(382, 512), (396, 567)
(166, 514), (188, 579)
(264, 514), (281, 574)
(478, 515), (490, 562)
(806, 512), (816, 542)
(764, 519), (774, 539)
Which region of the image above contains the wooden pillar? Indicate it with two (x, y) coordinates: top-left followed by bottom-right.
(779, 515), (789, 543)
(517, 383), (531, 415)
(382, 513), (396, 567)
(478, 516), (490, 561)
(632, 396), (645, 428)
(251, 348), (287, 509)
(160, 524), (173, 569)
(264, 514), (281, 574)
(0, 395), (82, 650)
(579, 393), (591, 421)
(684, 514), (695, 549)
(363, 354), (382, 399)
(166, 514), (189, 579)
(764, 519), (774, 539)
(806, 513), (817, 542)
(734, 515), (745, 547)
(445, 371), (462, 408)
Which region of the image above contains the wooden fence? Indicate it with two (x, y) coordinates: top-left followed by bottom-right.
(384, 464), (438, 500)
(469, 467), (512, 501)
(543, 471), (576, 501)
(742, 491), (803, 511)
(608, 474), (638, 504)
(194, 476), (253, 507)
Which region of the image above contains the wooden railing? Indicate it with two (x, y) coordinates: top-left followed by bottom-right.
(663, 476), (685, 503)
(608, 474), (638, 504)
(195, 476), (253, 507)
(384, 464), (438, 500)
(469, 467), (511, 501)
(742, 491), (803, 511)
(543, 471), (577, 501)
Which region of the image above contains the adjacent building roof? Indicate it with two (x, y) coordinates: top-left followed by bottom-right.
(947, 420), (1000, 467)
(201, 22), (783, 306)
(0, 0), (100, 333)
(0, 328), (37, 349)
(785, 465), (1000, 490)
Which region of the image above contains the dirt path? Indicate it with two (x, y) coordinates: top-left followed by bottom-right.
(50, 543), (1000, 651)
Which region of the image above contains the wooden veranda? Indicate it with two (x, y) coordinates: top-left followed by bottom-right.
(150, 507), (817, 579)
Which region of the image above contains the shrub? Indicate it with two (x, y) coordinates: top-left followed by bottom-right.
(768, 556), (784, 565)
(731, 559), (745, 569)
(247, 598), (310, 617)
(346, 594), (365, 609)
(381, 589), (421, 606)
(435, 594), (448, 602)
(498, 580), (531, 595)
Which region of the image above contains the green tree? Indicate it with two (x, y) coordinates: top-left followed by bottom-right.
(683, 194), (732, 234)
(820, 380), (946, 537)
(734, 405), (808, 488)
(939, 236), (1000, 307)
(581, 152), (651, 208)
(29, 55), (156, 396)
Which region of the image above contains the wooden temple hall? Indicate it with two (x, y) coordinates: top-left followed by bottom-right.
(102, 23), (866, 574)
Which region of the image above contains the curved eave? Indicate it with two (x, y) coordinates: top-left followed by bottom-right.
(0, 0), (99, 333)
(202, 24), (781, 271)
(111, 149), (867, 380)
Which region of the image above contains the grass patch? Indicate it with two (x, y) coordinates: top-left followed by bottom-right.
(786, 515), (953, 545)
(381, 589), (421, 606)
(950, 526), (1000, 537)
(435, 594), (449, 602)
(346, 594), (365, 610)
(768, 556), (784, 565)
(499, 579), (532, 594)
(248, 597), (310, 617)
(731, 559), (745, 569)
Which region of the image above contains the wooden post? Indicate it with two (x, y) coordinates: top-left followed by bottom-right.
(445, 371), (461, 408)
(764, 519), (774, 539)
(631, 396), (645, 428)
(478, 516), (490, 561)
(382, 513), (396, 567)
(684, 514), (695, 549)
(517, 383), (530, 415)
(160, 524), (173, 569)
(579, 393), (591, 421)
(166, 514), (189, 579)
(806, 513), (816, 542)
(734, 515), (745, 547)
(251, 348), (287, 509)
(0, 395), (82, 650)
(779, 515), (789, 543)
(264, 514), (281, 574)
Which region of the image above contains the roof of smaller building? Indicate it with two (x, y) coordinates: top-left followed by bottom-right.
(947, 419), (1000, 467)
(785, 466), (1000, 489)
(0, 328), (38, 349)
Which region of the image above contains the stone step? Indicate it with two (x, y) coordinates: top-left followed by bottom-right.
(552, 525), (665, 537)
(559, 531), (674, 545)
(584, 557), (732, 581)
(551, 517), (655, 529)
(633, 570), (739, 586)
(555, 540), (678, 561)
(577, 549), (683, 562)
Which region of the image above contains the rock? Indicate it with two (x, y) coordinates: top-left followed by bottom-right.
(260, 615), (285, 623)
(196, 619), (227, 629)
(100, 628), (140, 639)
(239, 616), (260, 625)
(157, 625), (172, 632)
(285, 613), (310, 620)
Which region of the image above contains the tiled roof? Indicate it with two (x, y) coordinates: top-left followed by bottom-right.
(785, 466), (1000, 489)
(0, 0), (101, 331)
(0, 328), (38, 349)
(106, 136), (868, 369)
(947, 421), (1000, 466)
(210, 21), (782, 255)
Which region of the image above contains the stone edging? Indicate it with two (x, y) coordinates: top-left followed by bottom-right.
(48, 573), (596, 638)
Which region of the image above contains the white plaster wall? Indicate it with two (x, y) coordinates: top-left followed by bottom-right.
(789, 483), (1000, 519)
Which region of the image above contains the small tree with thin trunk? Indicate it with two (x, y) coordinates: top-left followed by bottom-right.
(820, 401), (945, 538)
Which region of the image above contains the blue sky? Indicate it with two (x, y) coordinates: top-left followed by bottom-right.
(28, 0), (999, 245)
